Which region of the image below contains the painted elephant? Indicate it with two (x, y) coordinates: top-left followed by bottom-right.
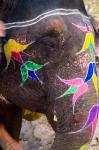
(0, 0), (99, 150)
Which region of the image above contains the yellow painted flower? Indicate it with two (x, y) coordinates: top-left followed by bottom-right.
(79, 32), (95, 54)
(4, 39), (31, 67)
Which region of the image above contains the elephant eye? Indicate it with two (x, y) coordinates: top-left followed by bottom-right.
(39, 37), (58, 48)
(35, 31), (60, 49)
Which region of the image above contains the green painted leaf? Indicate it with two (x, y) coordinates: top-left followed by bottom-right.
(57, 86), (78, 99)
(25, 61), (44, 71)
(20, 64), (28, 83)
(89, 39), (94, 56)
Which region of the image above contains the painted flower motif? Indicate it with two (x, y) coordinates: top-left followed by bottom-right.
(79, 32), (95, 56)
(68, 105), (99, 135)
(69, 21), (99, 137)
(72, 22), (95, 57)
(91, 114), (97, 137)
(84, 62), (98, 96)
(56, 62), (98, 113)
(20, 61), (48, 84)
(56, 76), (88, 113)
(4, 39), (32, 67)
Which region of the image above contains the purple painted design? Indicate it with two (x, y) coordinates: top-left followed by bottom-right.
(91, 115), (97, 137)
(68, 105), (99, 134)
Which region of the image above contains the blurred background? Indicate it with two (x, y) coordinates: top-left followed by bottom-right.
(84, 0), (99, 16)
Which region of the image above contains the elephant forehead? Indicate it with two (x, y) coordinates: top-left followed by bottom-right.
(2, 9), (94, 71)
(5, 16), (88, 48)
(3, 12), (93, 68)
(5, 8), (87, 28)
(5, 9), (88, 37)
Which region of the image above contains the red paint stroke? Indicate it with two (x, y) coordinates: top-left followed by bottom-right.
(12, 51), (23, 64)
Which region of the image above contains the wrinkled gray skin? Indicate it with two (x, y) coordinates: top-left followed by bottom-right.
(0, 1), (99, 150)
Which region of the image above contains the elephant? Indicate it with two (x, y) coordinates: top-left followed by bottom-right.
(0, 0), (99, 150)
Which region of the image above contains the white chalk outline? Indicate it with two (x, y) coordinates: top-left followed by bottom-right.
(5, 8), (89, 29)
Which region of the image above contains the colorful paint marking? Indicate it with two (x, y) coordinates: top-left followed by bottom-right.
(84, 62), (98, 96)
(20, 61), (48, 84)
(3, 38), (48, 84)
(79, 32), (95, 56)
(79, 144), (89, 150)
(73, 22), (95, 58)
(4, 39), (31, 67)
(91, 114), (97, 137)
(57, 61), (98, 113)
(72, 23), (93, 33)
(56, 20), (99, 142)
(56, 76), (88, 113)
(68, 105), (99, 134)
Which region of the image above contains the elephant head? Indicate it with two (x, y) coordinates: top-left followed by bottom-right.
(0, 1), (98, 150)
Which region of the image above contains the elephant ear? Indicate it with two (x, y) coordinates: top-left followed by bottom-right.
(20, 64), (28, 83)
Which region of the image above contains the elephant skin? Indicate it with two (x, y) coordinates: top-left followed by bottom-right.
(0, 0), (98, 150)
